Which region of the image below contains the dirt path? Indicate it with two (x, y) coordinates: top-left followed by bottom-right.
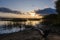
(48, 34), (60, 40)
(0, 30), (60, 40)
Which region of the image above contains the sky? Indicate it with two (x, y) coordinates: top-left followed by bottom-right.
(0, 0), (56, 12)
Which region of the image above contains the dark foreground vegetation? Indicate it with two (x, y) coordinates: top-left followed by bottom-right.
(41, 0), (60, 34)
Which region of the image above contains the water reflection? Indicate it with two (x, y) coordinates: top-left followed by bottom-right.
(0, 20), (42, 26)
(0, 20), (42, 34)
(21, 20), (42, 26)
(0, 27), (20, 34)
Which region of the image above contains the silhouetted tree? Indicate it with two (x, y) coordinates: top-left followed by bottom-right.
(56, 0), (60, 14)
(55, 0), (60, 25)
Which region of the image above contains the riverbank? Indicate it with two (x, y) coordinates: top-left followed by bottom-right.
(0, 29), (42, 40)
(0, 29), (60, 40)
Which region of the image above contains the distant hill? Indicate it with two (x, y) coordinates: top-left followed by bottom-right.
(35, 8), (57, 15)
(0, 7), (21, 14)
(0, 7), (57, 15)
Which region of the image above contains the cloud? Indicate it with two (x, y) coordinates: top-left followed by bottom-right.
(0, 12), (20, 18)
(52, 0), (57, 3)
(53, 0), (57, 1)
(44, 5), (49, 8)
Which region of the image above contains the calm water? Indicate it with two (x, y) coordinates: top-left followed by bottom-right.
(0, 20), (42, 34)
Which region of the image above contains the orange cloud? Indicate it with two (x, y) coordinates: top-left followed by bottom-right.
(44, 5), (49, 8)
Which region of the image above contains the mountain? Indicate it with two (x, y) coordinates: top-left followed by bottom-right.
(0, 7), (56, 15)
(35, 8), (56, 15)
(0, 7), (21, 14)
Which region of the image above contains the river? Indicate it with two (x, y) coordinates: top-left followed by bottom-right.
(0, 20), (42, 34)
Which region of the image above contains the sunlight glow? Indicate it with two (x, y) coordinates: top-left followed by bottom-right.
(28, 10), (36, 16)
(30, 13), (35, 16)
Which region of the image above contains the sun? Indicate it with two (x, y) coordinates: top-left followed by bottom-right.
(30, 13), (35, 16)
(32, 14), (35, 16)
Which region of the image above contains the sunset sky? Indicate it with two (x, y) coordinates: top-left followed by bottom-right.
(0, 0), (56, 12)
